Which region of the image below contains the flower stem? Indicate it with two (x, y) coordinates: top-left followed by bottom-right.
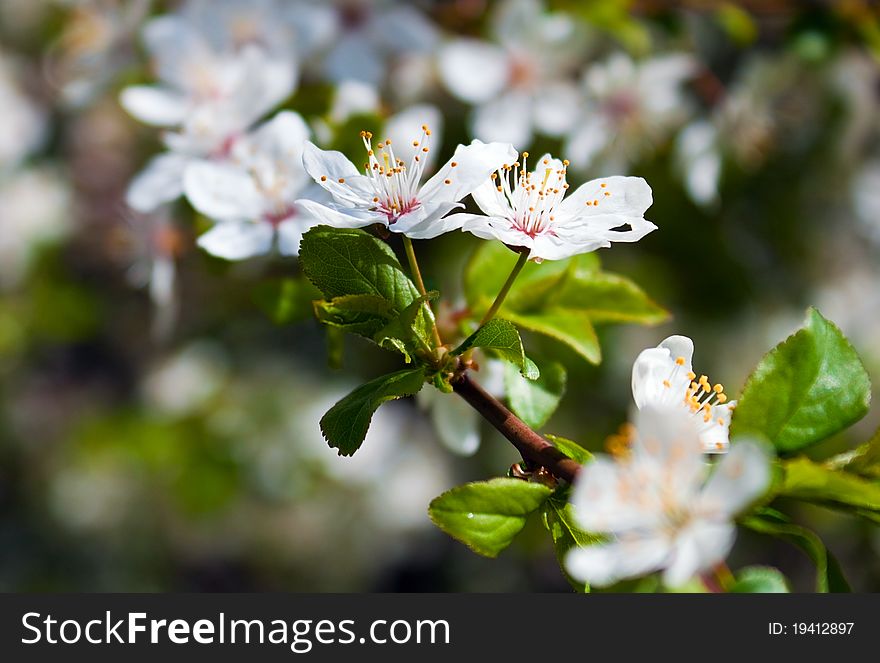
(479, 249), (530, 326)
(402, 236), (443, 348)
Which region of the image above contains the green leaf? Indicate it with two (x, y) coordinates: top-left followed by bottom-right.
(730, 308), (872, 453)
(554, 272), (669, 325)
(320, 367), (426, 456)
(831, 427), (880, 480)
(743, 510), (850, 592)
(504, 358), (567, 428)
(313, 294), (395, 337)
(300, 226), (419, 312)
(253, 277), (322, 325)
(730, 566), (790, 593)
(542, 493), (601, 592)
(428, 478), (554, 557)
(374, 292), (438, 362)
(545, 434), (594, 465)
(779, 457), (880, 515)
(504, 308), (601, 365)
(451, 319), (539, 379)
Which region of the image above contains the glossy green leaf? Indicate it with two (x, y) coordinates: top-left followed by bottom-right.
(452, 319), (539, 379)
(730, 308), (872, 453)
(504, 308), (601, 365)
(320, 367), (426, 456)
(504, 358), (566, 428)
(428, 478), (554, 557)
(545, 434), (594, 465)
(743, 510), (850, 592)
(253, 277), (322, 325)
(730, 566), (790, 593)
(554, 272), (669, 325)
(313, 294), (395, 337)
(374, 292), (438, 362)
(779, 458), (880, 515)
(542, 493), (601, 592)
(300, 225), (419, 312)
(832, 427), (880, 480)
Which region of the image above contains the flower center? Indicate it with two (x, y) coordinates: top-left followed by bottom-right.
(489, 152), (571, 238)
(358, 127), (431, 222)
(661, 356), (731, 451)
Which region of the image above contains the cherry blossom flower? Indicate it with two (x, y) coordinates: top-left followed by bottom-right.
(184, 111), (315, 260)
(446, 152), (655, 261)
(565, 52), (696, 173)
(438, 0), (586, 147)
(297, 128), (516, 239)
(565, 406), (771, 588)
(631, 335), (735, 454)
(121, 10), (297, 212)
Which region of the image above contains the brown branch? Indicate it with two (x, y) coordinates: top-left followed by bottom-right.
(452, 373), (582, 484)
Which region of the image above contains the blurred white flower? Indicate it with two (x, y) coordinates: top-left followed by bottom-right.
(852, 159), (880, 244)
(142, 341), (229, 416)
(298, 128), (516, 239)
(565, 406), (770, 588)
(184, 111), (316, 260)
(121, 8), (297, 212)
(0, 167), (71, 289)
(448, 152), (655, 261)
(566, 52), (696, 173)
(438, 0), (585, 146)
(0, 53), (46, 171)
(631, 335), (734, 454)
(318, 0), (439, 86)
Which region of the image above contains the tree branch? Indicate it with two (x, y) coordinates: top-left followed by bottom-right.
(452, 373), (582, 483)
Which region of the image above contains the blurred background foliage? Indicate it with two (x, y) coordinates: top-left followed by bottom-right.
(1, 0), (879, 591)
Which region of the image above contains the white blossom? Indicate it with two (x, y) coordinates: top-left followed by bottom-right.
(184, 111), (318, 260)
(438, 0), (585, 147)
(566, 52), (696, 173)
(447, 152), (655, 261)
(565, 406), (771, 588)
(631, 335), (735, 454)
(297, 127), (516, 239)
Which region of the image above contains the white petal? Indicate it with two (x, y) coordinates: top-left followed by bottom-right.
(249, 110), (310, 159)
(294, 199), (381, 229)
(532, 82), (582, 136)
(471, 179), (511, 218)
(301, 141), (373, 205)
(119, 86), (188, 126)
(126, 153), (188, 213)
(698, 441), (771, 518)
(438, 39), (509, 104)
(276, 218), (306, 256)
(472, 91), (534, 146)
(229, 45), (298, 126)
(184, 161), (264, 221)
(452, 212), (533, 249)
(564, 113), (611, 170)
(392, 202), (464, 239)
(324, 33), (382, 85)
(565, 536), (671, 587)
(556, 176), (656, 245)
(197, 221), (274, 260)
(330, 80), (380, 123)
(659, 335), (695, 367)
(528, 233), (608, 261)
(663, 520), (735, 589)
(426, 391), (481, 456)
(419, 140), (517, 204)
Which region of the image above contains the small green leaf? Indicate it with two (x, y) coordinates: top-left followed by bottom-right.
(452, 319), (539, 379)
(545, 434), (594, 465)
(730, 566), (790, 593)
(314, 294), (395, 337)
(831, 427), (880, 480)
(504, 308), (601, 365)
(542, 493), (601, 592)
(779, 457), (880, 515)
(731, 308), (872, 453)
(428, 478), (554, 557)
(320, 367), (426, 456)
(253, 277), (322, 325)
(554, 272), (669, 325)
(300, 226), (419, 312)
(743, 510), (850, 592)
(374, 291), (438, 362)
(504, 358), (567, 428)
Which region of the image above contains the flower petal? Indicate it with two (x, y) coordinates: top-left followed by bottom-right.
(184, 161), (264, 221)
(126, 153), (188, 213)
(438, 39), (509, 104)
(392, 201), (464, 239)
(119, 86), (188, 126)
(698, 441), (771, 518)
(419, 389), (481, 456)
(419, 140), (517, 204)
(663, 520), (735, 589)
(301, 141), (373, 205)
(294, 199), (382, 229)
(197, 221), (274, 260)
(276, 218), (307, 256)
(472, 90), (534, 147)
(565, 535), (672, 587)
